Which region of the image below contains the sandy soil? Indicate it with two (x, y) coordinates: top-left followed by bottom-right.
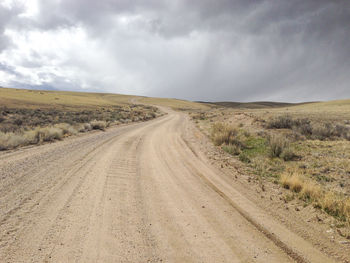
(0, 109), (341, 262)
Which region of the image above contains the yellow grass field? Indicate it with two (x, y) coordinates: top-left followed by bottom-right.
(0, 87), (135, 109)
(0, 87), (208, 110)
(250, 99), (350, 122)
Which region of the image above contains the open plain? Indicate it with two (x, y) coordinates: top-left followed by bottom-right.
(0, 101), (348, 262)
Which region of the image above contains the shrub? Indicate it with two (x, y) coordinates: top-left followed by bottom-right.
(90, 120), (107, 130)
(293, 119), (312, 136)
(280, 148), (297, 161)
(28, 130), (41, 141)
(288, 130), (306, 141)
(267, 115), (294, 129)
(0, 122), (90, 151)
(192, 112), (206, 120)
(0, 130), (39, 150)
(211, 123), (239, 146)
(0, 124), (18, 133)
(77, 123), (92, 132)
(312, 123), (333, 140)
(222, 144), (241, 155)
(211, 122), (227, 134)
(243, 130), (251, 137)
(13, 118), (23, 126)
(266, 116), (350, 141)
(0, 105), (159, 134)
(37, 127), (63, 142)
(55, 123), (77, 135)
(268, 134), (289, 158)
(334, 124), (347, 137)
(344, 131), (350, 141)
(76, 124), (86, 132)
(333, 124), (350, 140)
(0, 132), (24, 150)
(239, 152), (251, 163)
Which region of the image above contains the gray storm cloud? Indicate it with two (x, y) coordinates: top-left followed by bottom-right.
(0, 0), (349, 102)
(0, 3), (24, 51)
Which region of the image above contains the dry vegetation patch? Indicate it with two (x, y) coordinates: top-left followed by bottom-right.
(266, 114), (350, 141)
(194, 100), (350, 226)
(0, 102), (161, 151)
(211, 123), (240, 146)
(280, 172), (350, 221)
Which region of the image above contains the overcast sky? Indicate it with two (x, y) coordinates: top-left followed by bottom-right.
(0, 0), (349, 102)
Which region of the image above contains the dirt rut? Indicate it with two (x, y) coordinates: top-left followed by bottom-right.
(0, 110), (337, 262)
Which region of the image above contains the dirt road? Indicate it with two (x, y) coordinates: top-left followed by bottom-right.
(0, 109), (338, 262)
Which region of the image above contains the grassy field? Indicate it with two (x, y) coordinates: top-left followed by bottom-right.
(251, 99), (350, 123)
(0, 87), (164, 150)
(0, 87), (208, 150)
(0, 87), (208, 110)
(0, 87), (136, 109)
(193, 99), (350, 229)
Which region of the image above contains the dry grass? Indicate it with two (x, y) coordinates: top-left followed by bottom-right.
(280, 173), (322, 201)
(222, 144), (241, 155)
(0, 126), (64, 150)
(321, 192), (342, 217)
(344, 199), (350, 221)
(0, 87), (163, 151)
(268, 134), (289, 158)
(280, 172), (350, 222)
(0, 120), (113, 150)
(291, 99), (350, 114)
(0, 87), (135, 109)
(211, 123), (240, 146)
(318, 192), (350, 221)
(300, 180), (322, 201)
(195, 99), (350, 225)
(280, 173), (304, 193)
(0, 87), (210, 111)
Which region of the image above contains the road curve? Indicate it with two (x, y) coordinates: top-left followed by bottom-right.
(0, 109), (337, 262)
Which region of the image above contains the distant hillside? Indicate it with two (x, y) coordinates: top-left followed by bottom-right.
(0, 87), (208, 110)
(198, 101), (314, 109)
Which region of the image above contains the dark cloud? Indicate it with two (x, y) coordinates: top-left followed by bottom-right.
(0, 3), (25, 51)
(0, 0), (349, 102)
(9, 74), (85, 92)
(0, 62), (19, 76)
